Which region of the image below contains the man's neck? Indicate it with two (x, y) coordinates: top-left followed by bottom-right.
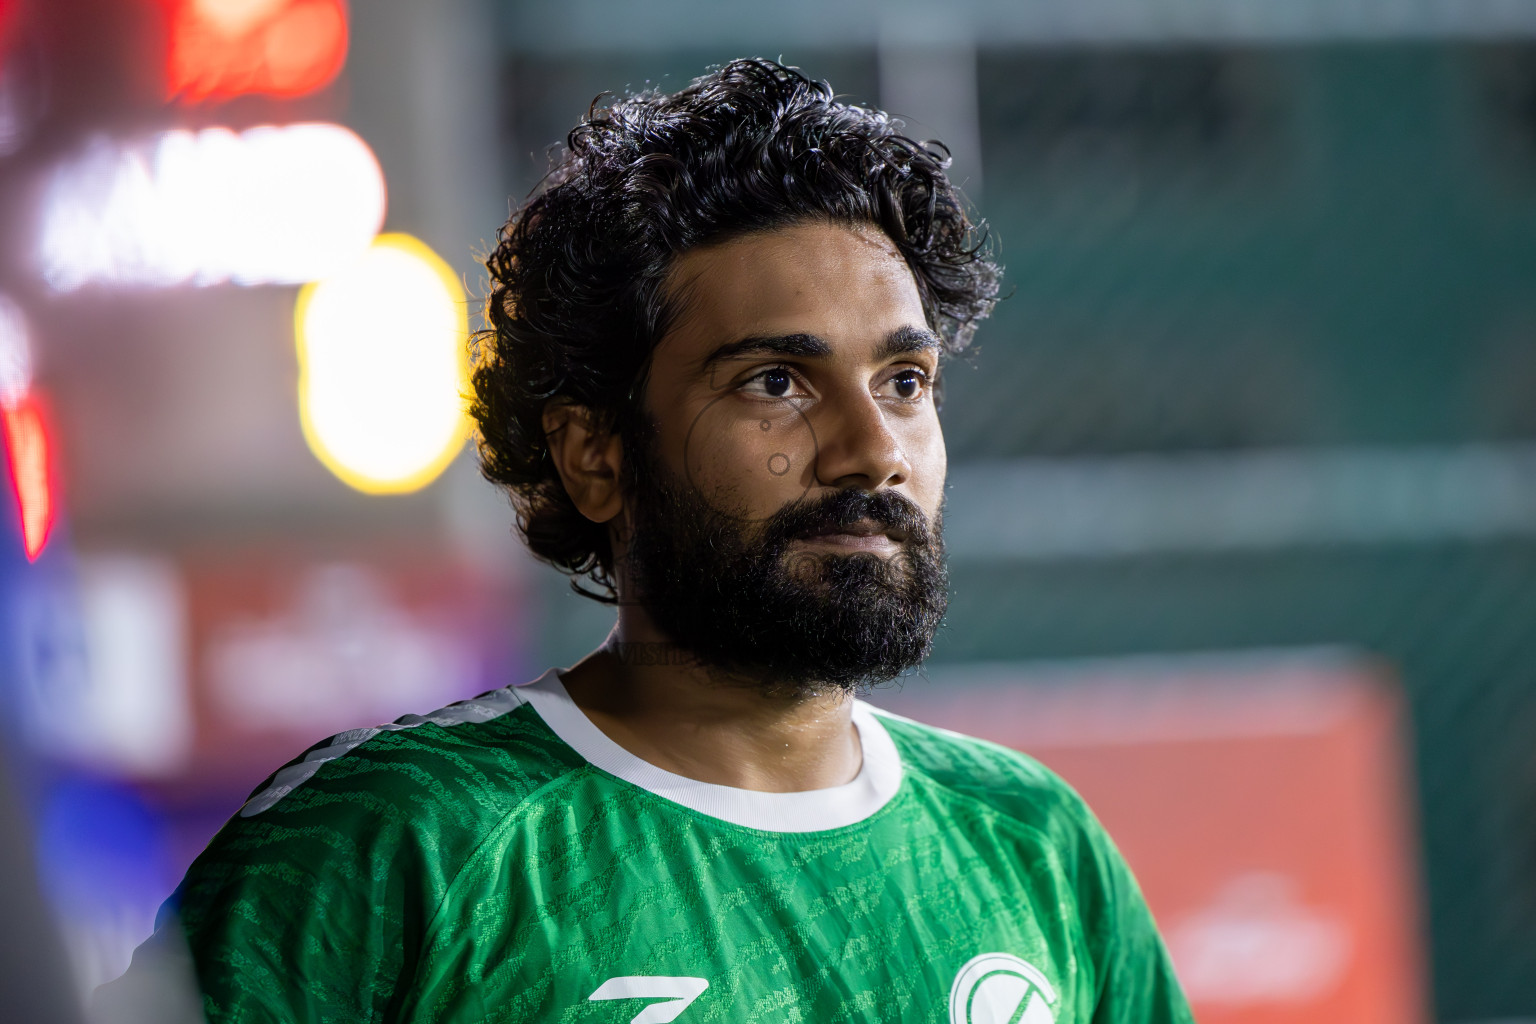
(556, 611), (863, 793)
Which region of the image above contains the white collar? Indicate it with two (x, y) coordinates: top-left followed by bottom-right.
(515, 669), (903, 833)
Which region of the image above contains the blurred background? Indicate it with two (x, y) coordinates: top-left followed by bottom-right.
(3, 0), (1536, 1021)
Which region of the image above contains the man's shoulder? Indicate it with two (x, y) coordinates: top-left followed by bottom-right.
(868, 703), (1097, 839)
(259, 682), (571, 803)
(191, 677), (587, 881)
(164, 676), (589, 1017)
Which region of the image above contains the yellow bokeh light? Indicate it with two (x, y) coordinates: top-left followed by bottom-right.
(296, 233), (468, 494)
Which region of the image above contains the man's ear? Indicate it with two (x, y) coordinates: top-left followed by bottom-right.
(543, 400), (625, 524)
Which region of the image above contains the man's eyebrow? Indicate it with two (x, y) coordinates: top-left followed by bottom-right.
(874, 325), (942, 360)
(702, 333), (832, 369)
(700, 326), (940, 372)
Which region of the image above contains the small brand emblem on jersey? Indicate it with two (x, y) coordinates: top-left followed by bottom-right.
(588, 976), (709, 1023)
(949, 953), (1057, 1024)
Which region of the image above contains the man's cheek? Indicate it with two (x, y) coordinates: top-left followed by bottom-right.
(910, 431), (947, 525)
(683, 404), (817, 522)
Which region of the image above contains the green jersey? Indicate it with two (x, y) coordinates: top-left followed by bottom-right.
(142, 670), (1192, 1024)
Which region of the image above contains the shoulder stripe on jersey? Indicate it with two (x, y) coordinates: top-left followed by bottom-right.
(238, 686), (529, 818)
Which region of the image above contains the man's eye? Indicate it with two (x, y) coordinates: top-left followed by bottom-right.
(745, 368), (798, 398)
(891, 370), (926, 399)
(763, 369), (792, 397)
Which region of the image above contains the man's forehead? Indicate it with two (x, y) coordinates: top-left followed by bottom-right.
(659, 222), (929, 364)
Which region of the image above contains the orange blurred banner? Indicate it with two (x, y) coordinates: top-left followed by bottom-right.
(175, 549), (517, 787)
(881, 651), (1428, 1024)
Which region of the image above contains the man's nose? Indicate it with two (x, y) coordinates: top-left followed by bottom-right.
(811, 390), (910, 491)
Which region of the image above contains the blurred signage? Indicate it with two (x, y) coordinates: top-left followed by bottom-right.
(182, 551), (514, 783)
(19, 547), (517, 792)
(56, 556), (194, 777)
(164, 0), (348, 104)
(881, 651), (1427, 1024)
(1, 391), (56, 561)
(0, 295), (55, 562)
(35, 123), (385, 292)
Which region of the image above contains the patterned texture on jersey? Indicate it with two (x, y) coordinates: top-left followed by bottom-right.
(150, 687), (1192, 1024)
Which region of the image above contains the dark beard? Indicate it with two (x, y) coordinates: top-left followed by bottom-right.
(620, 439), (948, 695)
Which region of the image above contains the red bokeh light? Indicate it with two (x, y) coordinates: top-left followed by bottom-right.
(2, 393), (56, 562)
(165, 0), (347, 104)
(0, 0), (22, 80)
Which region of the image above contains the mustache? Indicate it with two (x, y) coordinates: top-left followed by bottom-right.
(759, 488), (937, 550)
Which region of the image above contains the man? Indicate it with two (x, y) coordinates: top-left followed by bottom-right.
(126, 59), (1193, 1023)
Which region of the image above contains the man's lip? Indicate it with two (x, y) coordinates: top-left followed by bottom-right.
(798, 520), (909, 544)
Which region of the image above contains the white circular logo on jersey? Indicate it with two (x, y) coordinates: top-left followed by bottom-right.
(948, 953), (1057, 1024)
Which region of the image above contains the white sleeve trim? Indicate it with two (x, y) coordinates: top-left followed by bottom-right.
(238, 686), (529, 818)
(514, 669), (903, 833)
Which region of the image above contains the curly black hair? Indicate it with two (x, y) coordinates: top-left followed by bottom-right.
(470, 57), (1000, 601)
